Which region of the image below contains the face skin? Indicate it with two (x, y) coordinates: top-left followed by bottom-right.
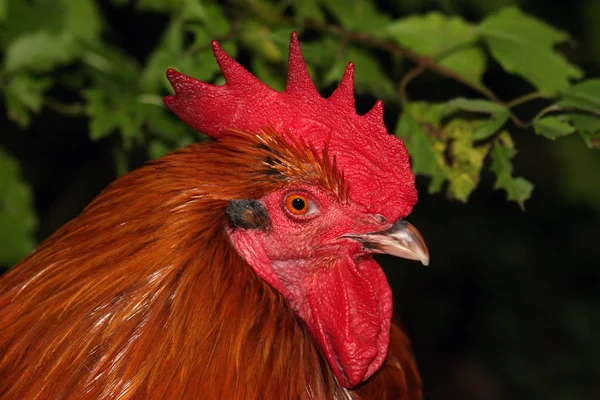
(228, 183), (429, 387)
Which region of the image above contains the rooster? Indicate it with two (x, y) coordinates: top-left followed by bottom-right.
(0, 33), (429, 399)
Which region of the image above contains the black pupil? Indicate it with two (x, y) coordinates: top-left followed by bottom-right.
(291, 197), (306, 211)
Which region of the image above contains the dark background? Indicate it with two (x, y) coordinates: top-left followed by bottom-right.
(1, 0), (599, 399)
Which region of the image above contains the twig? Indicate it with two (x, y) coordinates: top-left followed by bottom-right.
(45, 99), (86, 116)
(505, 92), (546, 109)
(399, 64), (427, 104)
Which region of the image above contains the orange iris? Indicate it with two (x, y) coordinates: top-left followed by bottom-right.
(285, 194), (309, 215)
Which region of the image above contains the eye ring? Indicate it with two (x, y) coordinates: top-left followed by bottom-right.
(283, 193), (319, 218)
(285, 194), (309, 215)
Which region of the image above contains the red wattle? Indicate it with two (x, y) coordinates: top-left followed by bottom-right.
(306, 256), (392, 388)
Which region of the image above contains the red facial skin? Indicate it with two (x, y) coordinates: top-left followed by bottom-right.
(229, 185), (395, 387)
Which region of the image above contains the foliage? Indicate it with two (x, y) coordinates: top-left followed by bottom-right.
(0, 147), (37, 265)
(0, 0), (598, 259)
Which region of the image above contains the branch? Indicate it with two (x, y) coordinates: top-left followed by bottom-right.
(45, 99), (86, 116)
(505, 92), (547, 109)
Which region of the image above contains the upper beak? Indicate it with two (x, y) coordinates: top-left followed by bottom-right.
(342, 219), (430, 266)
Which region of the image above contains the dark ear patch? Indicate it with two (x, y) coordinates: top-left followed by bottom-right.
(226, 200), (270, 230)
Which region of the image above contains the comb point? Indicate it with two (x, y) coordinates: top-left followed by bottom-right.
(285, 32), (320, 97)
(364, 100), (385, 129)
(212, 40), (260, 87)
(328, 62), (355, 110)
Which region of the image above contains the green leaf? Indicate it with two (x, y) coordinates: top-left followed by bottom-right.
(252, 57), (286, 92)
(533, 116), (576, 139)
(299, 36), (341, 68)
(395, 103), (449, 194)
(239, 22), (291, 63)
(148, 140), (170, 160)
(293, 0), (325, 23)
(140, 102), (197, 142)
(5, 31), (82, 73)
(324, 45), (396, 101)
(490, 132), (534, 209)
(383, 12), (485, 84)
(566, 114), (600, 149)
(3, 0), (101, 71)
(181, 0), (205, 21)
(0, 147), (37, 266)
(479, 6), (583, 94)
(3, 0), (65, 42)
(439, 46), (487, 86)
(141, 21), (223, 93)
(84, 86), (143, 146)
(442, 97), (510, 140)
(559, 79), (600, 113)
(3, 73), (52, 127)
(384, 12), (477, 55)
(199, 3), (230, 36)
(323, 0), (391, 33)
(445, 120), (492, 202)
(62, 0), (102, 40)
(0, 0), (6, 22)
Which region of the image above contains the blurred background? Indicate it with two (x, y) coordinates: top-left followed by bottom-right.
(1, 0), (599, 399)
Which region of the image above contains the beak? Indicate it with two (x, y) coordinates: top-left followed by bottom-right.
(342, 219), (430, 266)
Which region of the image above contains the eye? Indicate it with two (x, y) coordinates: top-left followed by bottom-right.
(284, 193), (318, 217)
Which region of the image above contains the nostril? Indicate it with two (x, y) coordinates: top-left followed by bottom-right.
(375, 214), (386, 224)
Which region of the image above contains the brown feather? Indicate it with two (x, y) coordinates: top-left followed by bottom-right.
(0, 128), (420, 399)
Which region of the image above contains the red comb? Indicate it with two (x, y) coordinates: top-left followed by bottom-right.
(164, 32), (417, 220)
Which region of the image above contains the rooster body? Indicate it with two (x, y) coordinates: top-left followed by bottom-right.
(0, 34), (427, 399)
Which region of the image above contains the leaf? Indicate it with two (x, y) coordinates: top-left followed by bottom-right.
(566, 114), (600, 149)
(141, 21), (223, 93)
(252, 57), (286, 92)
(3, 74), (52, 127)
(62, 0), (102, 40)
(140, 102), (197, 142)
(383, 12), (485, 84)
(395, 103), (449, 194)
(323, 0), (391, 33)
(559, 79), (600, 113)
(199, 3), (230, 36)
(0, 147), (37, 266)
(84, 86), (143, 146)
(439, 46), (487, 86)
(442, 97), (510, 140)
(181, 0), (205, 21)
(239, 22), (291, 63)
(3, 0), (65, 42)
(0, 0), (6, 22)
(299, 36), (341, 68)
(148, 139), (170, 160)
(5, 31), (82, 73)
(384, 12), (477, 55)
(324, 45), (396, 101)
(3, 0), (101, 72)
(533, 116), (576, 139)
(445, 120), (492, 202)
(490, 132), (534, 209)
(479, 6), (583, 94)
(293, 0), (325, 23)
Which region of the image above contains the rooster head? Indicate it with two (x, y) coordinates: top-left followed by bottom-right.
(164, 32), (429, 388)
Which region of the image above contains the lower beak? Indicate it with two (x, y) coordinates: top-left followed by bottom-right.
(342, 219), (430, 266)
